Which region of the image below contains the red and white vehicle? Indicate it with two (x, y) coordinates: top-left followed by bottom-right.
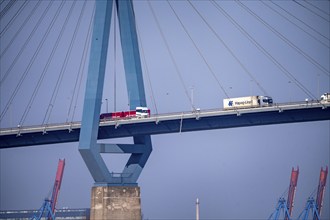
(100, 107), (150, 121)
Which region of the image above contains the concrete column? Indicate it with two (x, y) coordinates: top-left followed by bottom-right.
(90, 186), (142, 220)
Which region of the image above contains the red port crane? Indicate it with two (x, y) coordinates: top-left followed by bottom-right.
(286, 167), (299, 220)
(298, 166), (328, 220)
(50, 159), (65, 214)
(315, 166), (328, 220)
(31, 159), (65, 220)
(268, 167), (299, 220)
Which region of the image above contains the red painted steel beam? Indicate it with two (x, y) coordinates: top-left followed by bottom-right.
(315, 166), (328, 218)
(286, 167), (299, 220)
(50, 159), (65, 214)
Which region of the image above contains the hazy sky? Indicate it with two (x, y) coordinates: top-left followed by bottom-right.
(0, 1), (329, 219)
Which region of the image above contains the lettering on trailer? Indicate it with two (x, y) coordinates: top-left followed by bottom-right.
(235, 100), (252, 105)
(227, 100), (253, 107)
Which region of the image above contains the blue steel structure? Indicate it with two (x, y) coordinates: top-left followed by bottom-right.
(78, 0), (151, 185)
(297, 198), (320, 220)
(30, 199), (55, 220)
(268, 198), (292, 220)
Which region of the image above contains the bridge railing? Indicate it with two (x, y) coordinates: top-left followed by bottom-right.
(0, 101), (328, 136)
(148, 100), (325, 118)
(0, 121), (81, 135)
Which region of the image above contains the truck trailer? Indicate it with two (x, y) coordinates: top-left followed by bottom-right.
(100, 107), (150, 121)
(223, 96), (273, 110)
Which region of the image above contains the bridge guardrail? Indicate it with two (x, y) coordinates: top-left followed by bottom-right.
(0, 101), (328, 136)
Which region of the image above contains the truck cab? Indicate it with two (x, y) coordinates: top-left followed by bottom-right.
(259, 96), (273, 106)
(136, 107), (150, 118)
(320, 93), (330, 103)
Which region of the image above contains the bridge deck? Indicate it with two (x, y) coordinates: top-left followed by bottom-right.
(1, 102), (329, 148)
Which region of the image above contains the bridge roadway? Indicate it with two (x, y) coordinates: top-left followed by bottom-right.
(1, 101), (329, 148)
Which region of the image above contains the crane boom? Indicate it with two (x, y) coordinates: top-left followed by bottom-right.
(297, 166), (328, 220)
(268, 167), (299, 220)
(286, 167), (299, 220)
(315, 166), (328, 219)
(31, 159), (65, 220)
(51, 159), (65, 214)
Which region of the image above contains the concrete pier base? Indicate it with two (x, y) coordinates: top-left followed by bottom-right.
(90, 186), (142, 220)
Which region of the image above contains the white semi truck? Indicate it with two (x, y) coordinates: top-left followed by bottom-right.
(223, 96), (273, 110)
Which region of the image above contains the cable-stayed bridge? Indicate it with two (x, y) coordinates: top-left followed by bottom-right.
(1, 1), (329, 129)
(0, 0), (329, 219)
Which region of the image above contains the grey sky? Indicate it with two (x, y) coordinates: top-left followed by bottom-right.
(0, 1), (329, 219)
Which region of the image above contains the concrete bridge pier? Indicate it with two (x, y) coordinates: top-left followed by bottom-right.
(90, 185), (142, 220)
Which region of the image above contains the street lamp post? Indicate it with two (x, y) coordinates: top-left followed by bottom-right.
(105, 98), (108, 113)
(288, 81), (292, 102)
(317, 74), (320, 98)
(190, 86), (194, 111)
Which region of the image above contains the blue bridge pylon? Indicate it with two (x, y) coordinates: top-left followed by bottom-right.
(79, 0), (152, 185)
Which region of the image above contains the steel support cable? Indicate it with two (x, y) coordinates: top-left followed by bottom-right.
(212, 1), (317, 100)
(303, 0), (330, 17)
(307, 188), (317, 201)
(0, 0), (52, 86)
(293, 0), (329, 23)
(147, 0), (195, 110)
(20, 1), (77, 127)
(0, 0), (28, 37)
(135, 18), (159, 115)
(190, 0), (269, 96)
(237, 1), (329, 77)
(42, 1), (81, 125)
(261, 1), (329, 49)
(113, 0), (117, 113)
(167, 0), (230, 99)
(0, 1), (64, 122)
(271, 1), (329, 43)
(69, 3), (95, 123)
(0, 0), (16, 19)
(0, 1), (41, 59)
(65, 0), (88, 123)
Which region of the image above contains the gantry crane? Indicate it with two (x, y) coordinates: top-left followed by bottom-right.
(31, 159), (65, 220)
(269, 167), (299, 220)
(297, 166), (328, 220)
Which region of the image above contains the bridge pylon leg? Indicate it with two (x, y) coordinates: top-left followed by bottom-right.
(78, 0), (151, 219)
